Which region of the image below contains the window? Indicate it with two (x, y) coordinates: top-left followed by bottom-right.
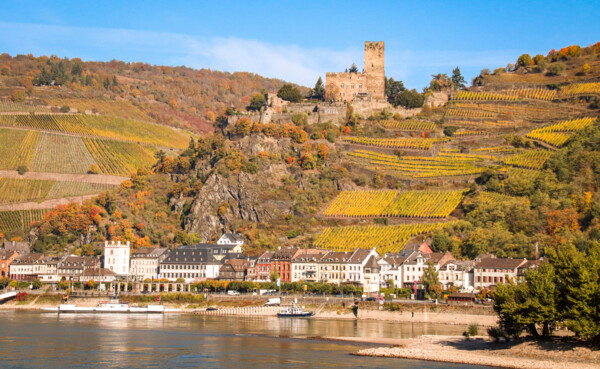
(340, 84), (345, 89)
(358, 84), (362, 89)
(351, 84), (354, 89)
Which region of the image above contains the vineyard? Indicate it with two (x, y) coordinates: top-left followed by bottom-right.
(348, 150), (490, 178)
(83, 138), (156, 176)
(0, 209), (48, 235)
(503, 150), (554, 170)
(0, 178), (54, 204)
(323, 190), (397, 217)
(0, 114), (191, 149)
(377, 119), (437, 131)
(453, 130), (485, 137)
(314, 223), (454, 254)
(30, 133), (97, 174)
(525, 117), (596, 147)
(0, 178), (116, 204)
(0, 101), (51, 112)
(0, 129), (40, 170)
(559, 82), (600, 97)
(323, 189), (465, 218)
(343, 136), (450, 150)
(382, 190), (466, 218)
(454, 88), (557, 101)
(446, 108), (496, 118)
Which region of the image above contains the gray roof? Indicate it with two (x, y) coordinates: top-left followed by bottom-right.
(222, 233), (245, 242)
(12, 253), (44, 265)
(131, 247), (170, 259)
(347, 248), (372, 263)
(3, 240), (30, 254)
(364, 255), (380, 271)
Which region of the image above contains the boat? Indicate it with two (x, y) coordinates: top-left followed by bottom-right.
(41, 299), (181, 313)
(277, 304), (313, 318)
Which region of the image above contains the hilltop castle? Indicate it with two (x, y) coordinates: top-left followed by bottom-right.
(326, 41), (385, 102)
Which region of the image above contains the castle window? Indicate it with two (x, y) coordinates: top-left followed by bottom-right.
(340, 84), (344, 89)
(351, 84), (354, 89)
(359, 84), (362, 89)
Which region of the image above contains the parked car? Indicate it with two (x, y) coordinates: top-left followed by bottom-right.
(365, 297), (376, 302)
(227, 290), (240, 296)
(206, 307), (218, 311)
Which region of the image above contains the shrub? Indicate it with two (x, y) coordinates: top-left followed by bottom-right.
(487, 326), (507, 343)
(468, 323), (479, 336)
(285, 229), (302, 239)
(60, 105), (70, 113)
(17, 165), (28, 175)
(277, 84), (303, 103)
(443, 126), (457, 137)
(517, 54), (532, 67)
(88, 164), (101, 174)
(546, 62), (566, 76)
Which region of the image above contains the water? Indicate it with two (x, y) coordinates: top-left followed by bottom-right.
(0, 312), (488, 368)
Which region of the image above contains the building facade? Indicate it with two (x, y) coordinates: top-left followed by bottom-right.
(325, 41), (385, 102)
(104, 241), (131, 276)
(130, 247), (170, 281)
(0, 249), (19, 278)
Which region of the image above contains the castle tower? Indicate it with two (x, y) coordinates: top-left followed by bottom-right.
(364, 41), (385, 100)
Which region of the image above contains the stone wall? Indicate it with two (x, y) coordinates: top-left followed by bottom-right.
(364, 41), (385, 100)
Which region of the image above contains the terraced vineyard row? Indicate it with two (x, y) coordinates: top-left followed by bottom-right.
(503, 150), (554, 170)
(348, 150), (489, 178)
(453, 130), (485, 137)
(314, 223), (454, 254)
(0, 114), (190, 149)
(343, 136), (450, 150)
(377, 120), (436, 130)
(525, 117), (596, 147)
(323, 189), (465, 218)
(454, 88), (557, 101)
(559, 82), (600, 97)
(446, 108), (496, 118)
(84, 138), (156, 176)
(382, 190), (466, 218)
(0, 101), (51, 112)
(0, 129), (40, 170)
(0, 209), (48, 234)
(0, 178), (117, 204)
(0, 178), (54, 204)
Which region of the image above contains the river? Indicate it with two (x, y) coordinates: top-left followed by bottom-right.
(0, 312), (491, 368)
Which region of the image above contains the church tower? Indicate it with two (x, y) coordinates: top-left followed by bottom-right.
(364, 41), (385, 100)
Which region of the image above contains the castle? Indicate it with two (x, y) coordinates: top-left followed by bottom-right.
(325, 41), (385, 102)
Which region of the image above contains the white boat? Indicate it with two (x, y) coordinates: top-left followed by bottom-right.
(277, 304), (313, 318)
(42, 299), (180, 313)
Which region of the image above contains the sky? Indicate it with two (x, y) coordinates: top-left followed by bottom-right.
(0, 1), (598, 90)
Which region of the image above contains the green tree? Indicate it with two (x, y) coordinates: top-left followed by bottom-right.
(422, 261), (441, 298)
(451, 67), (466, 89)
(392, 89), (424, 109)
(349, 63), (359, 73)
(277, 84), (303, 103)
(385, 77), (405, 104)
(247, 93), (265, 111)
(17, 165), (28, 175)
(312, 77), (325, 100)
(547, 62), (566, 76)
(60, 105), (70, 113)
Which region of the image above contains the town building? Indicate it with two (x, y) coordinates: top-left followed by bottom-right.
(318, 251), (353, 284)
(80, 268), (117, 284)
(158, 244), (244, 283)
(0, 249), (19, 278)
(326, 41), (385, 102)
(9, 253), (45, 281)
(216, 233), (245, 252)
(473, 257), (528, 289)
(362, 255), (381, 295)
(130, 247), (170, 281)
(271, 247), (301, 283)
(291, 250), (328, 283)
(104, 241), (131, 276)
(346, 248), (379, 285)
(219, 259), (250, 281)
(255, 251), (274, 282)
(438, 259), (475, 290)
(57, 256), (100, 281)
(37, 256), (64, 283)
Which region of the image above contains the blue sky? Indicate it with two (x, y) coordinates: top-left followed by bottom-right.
(1, 1), (598, 89)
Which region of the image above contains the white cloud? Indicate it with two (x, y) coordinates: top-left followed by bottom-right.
(0, 21), (520, 89)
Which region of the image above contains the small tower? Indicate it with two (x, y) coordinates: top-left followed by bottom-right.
(364, 41), (385, 100)
(104, 240), (130, 276)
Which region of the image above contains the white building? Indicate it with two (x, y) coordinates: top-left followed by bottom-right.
(438, 260), (475, 290)
(216, 233), (245, 252)
(130, 248), (170, 281)
(346, 248), (380, 286)
(104, 241), (131, 276)
(291, 251), (327, 283)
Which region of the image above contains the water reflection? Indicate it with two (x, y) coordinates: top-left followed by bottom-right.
(0, 312), (486, 369)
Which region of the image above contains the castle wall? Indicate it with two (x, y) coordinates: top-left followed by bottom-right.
(325, 41), (385, 102)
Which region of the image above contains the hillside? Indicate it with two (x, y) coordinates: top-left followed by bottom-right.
(1, 42), (599, 261)
(0, 53), (303, 132)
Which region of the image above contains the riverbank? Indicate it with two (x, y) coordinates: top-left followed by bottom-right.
(349, 335), (600, 369)
(0, 293), (498, 326)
